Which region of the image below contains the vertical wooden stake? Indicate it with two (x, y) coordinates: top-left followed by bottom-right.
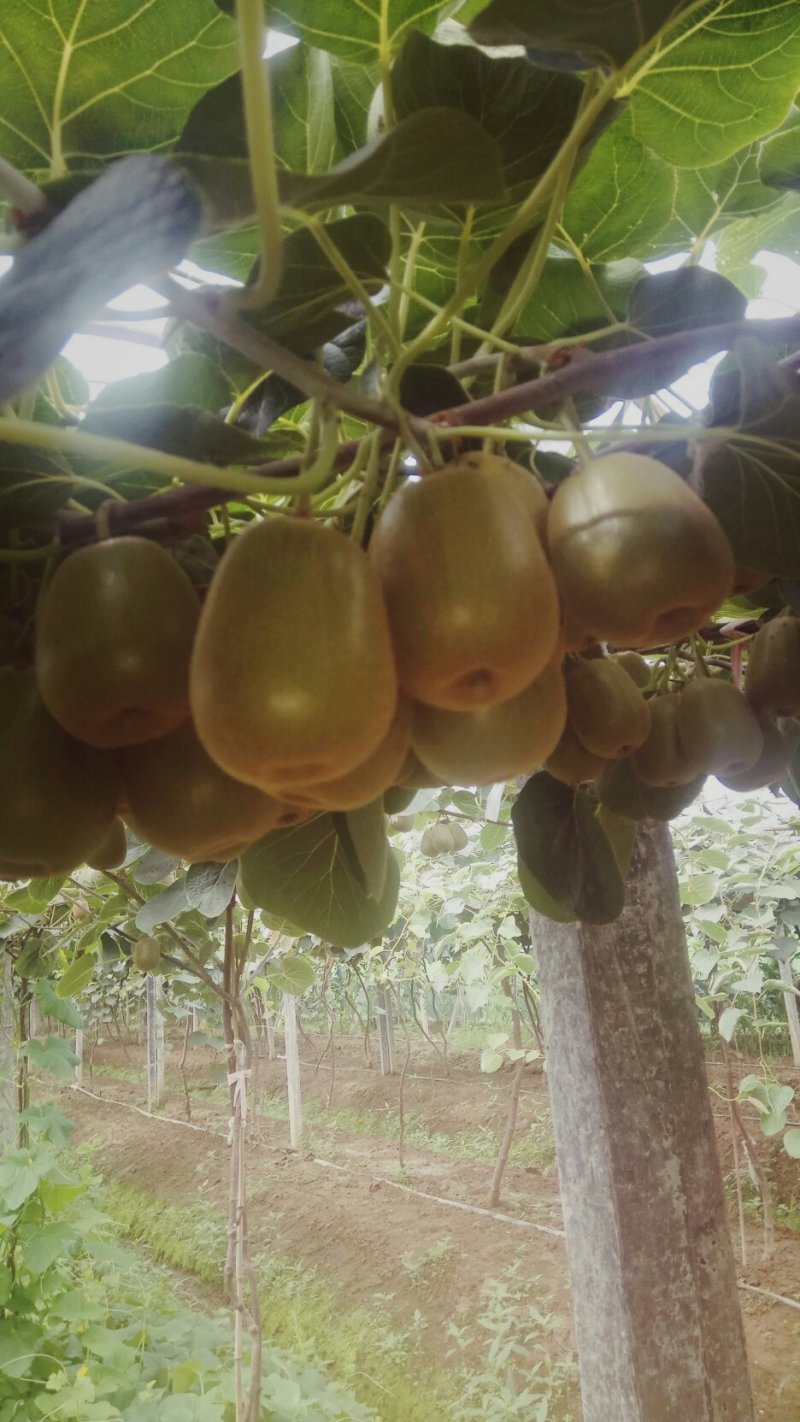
(778, 959), (800, 1067)
(282, 993), (303, 1149)
(377, 985), (396, 1075)
(146, 974), (165, 1111)
(74, 1028), (84, 1087)
(0, 954), (15, 1146)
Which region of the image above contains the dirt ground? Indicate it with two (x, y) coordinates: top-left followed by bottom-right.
(60, 1035), (800, 1422)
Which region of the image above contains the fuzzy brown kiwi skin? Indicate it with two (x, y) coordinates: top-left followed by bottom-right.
(717, 719), (790, 791)
(565, 658), (651, 759)
(547, 453), (735, 648)
(744, 616), (800, 719)
(676, 677), (763, 778)
(632, 694), (704, 788)
(370, 459), (559, 712)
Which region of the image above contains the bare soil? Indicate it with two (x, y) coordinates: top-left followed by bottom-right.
(61, 1035), (800, 1422)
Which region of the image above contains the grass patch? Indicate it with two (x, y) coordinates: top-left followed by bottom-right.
(99, 1179), (573, 1421)
(296, 1097), (557, 1173)
(100, 1179), (454, 1422)
(89, 1062), (558, 1172)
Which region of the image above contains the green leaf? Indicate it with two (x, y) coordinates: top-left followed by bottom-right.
(627, 268), (746, 338)
(332, 799), (389, 902)
(480, 1049), (504, 1073)
(486, 251), (639, 343)
(563, 110), (783, 265)
(393, 32), (588, 208)
(595, 805), (637, 879)
(14, 938), (51, 979)
(517, 859), (578, 922)
(716, 190), (800, 271)
(695, 351), (800, 579)
(185, 861), (238, 918)
(80, 404), (266, 466)
(179, 43), (337, 178)
(264, 954), (317, 996)
(55, 954), (95, 1000)
(480, 822), (509, 854)
(718, 1005), (745, 1041)
(92, 354), (232, 416)
(469, 0), (688, 68)
(630, 3), (800, 169)
(281, 109), (508, 210)
(18, 1221), (74, 1274)
(135, 880), (189, 933)
(784, 1126), (800, 1157)
(34, 978), (82, 1030)
(679, 872), (719, 907)
(239, 815), (400, 949)
(132, 849), (182, 885)
(0, 0), (238, 175)
(191, 215), (390, 352)
(22, 1036), (79, 1080)
(512, 773), (625, 925)
(758, 107), (800, 192)
(271, 0), (440, 63)
(5, 877), (65, 914)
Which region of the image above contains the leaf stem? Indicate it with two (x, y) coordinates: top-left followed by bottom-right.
(234, 0), (283, 309)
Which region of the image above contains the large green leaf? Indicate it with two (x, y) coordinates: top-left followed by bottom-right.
(270, 0), (440, 64)
(331, 799), (389, 902)
(135, 880), (190, 933)
(22, 1036), (79, 1080)
(511, 773), (625, 924)
(34, 978), (82, 1030)
(280, 109), (508, 210)
(55, 954), (95, 1000)
(261, 954), (317, 996)
(630, 2), (800, 169)
(563, 112), (783, 262)
(185, 861), (238, 918)
(239, 814), (400, 949)
(469, 0), (689, 68)
(92, 354), (232, 415)
(392, 32), (586, 205)
(178, 43), (337, 178)
(717, 191), (800, 278)
(627, 268), (746, 338)
(0, 0), (238, 177)
(483, 250), (640, 343)
(190, 215), (390, 343)
(758, 106), (800, 192)
(694, 352), (800, 578)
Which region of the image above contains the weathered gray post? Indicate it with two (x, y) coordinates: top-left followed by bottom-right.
(533, 819), (754, 1422)
(0, 954), (16, 1145)
(377, 985), (395, 1075)
(282, 992), (303, 1149)
(145, 974), (165, 1111)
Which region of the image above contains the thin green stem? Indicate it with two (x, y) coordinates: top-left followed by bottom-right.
(235, 0), (283, 308)
(488, 76), (599, 346)
(389, 68), (623, 388)
(450, 206), (476, 367)
(283, 206), (399, 354)
(397, 220), (427, 344)
(0, 417), (341, 500)
(350, 432), (385, 545)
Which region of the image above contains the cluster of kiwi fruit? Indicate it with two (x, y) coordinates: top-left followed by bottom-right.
(0, 446), (792, 884)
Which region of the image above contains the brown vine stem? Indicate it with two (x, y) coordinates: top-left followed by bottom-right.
(53, 313), (800, 546)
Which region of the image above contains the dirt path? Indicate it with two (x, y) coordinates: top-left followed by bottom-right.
(61, 1041), (800, 1422)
